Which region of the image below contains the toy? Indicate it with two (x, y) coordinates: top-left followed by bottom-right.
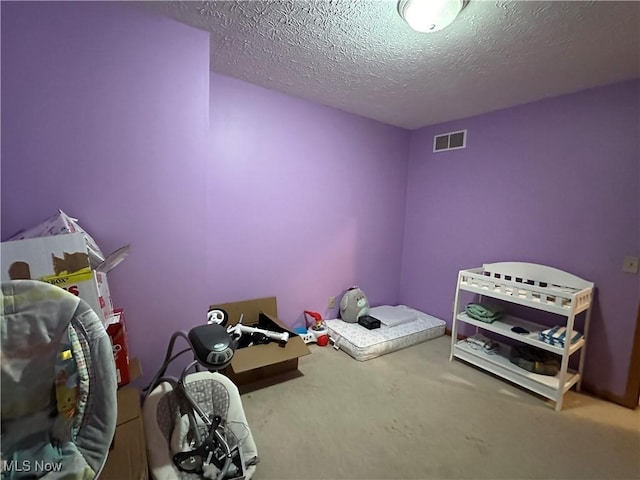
(299, 311), (329, 346)
(56, 383), (78, 419)
(53, 349), (79, 442)
(207, 308), (229, 326)
(228, 318), (289, 347)
(339, 286), (370, 323)
(209, 310), (289, 348)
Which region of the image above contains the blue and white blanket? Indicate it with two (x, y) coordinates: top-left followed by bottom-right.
(538, 325), (583, 347)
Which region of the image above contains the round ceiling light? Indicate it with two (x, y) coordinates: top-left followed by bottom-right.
(398, 0), (464, 33)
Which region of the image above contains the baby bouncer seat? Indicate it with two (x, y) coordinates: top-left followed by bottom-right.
(1, 280), (117, 479)
(142, 313), (258, 480)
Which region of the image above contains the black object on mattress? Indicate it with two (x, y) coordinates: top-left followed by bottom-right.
(358, 315), (381, 330)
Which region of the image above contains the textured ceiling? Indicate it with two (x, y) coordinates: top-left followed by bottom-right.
(141, 0), (640, 129)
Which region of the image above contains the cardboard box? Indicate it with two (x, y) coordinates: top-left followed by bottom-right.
(1, 233), (112, 323)
(0, 233), (128, 325)
(128, 357), (142, 383)
(106, 309), (130, 387)
(114, 386), (142, 426)
(7, 209), (105, 269)
(209, 297), (310, 390)
(102, 386), (148, 480)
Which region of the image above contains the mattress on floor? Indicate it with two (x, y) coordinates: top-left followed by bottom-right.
(326, 305), (446, 361)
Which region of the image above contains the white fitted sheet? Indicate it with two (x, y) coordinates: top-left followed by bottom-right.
(369, 305), (417, 327)
(326, 305), (446, 361)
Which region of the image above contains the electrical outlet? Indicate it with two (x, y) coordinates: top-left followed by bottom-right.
(328, 296), (336, 308)
(623, 256), (639, 274)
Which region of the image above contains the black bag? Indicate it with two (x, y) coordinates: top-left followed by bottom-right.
(509, 344), (560, 376)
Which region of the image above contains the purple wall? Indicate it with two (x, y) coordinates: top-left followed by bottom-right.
(1, 1), (211, 384)
(206, 73), (410, 328)
(1, 2), (410, 384)
(400, 80), (640, 397)
(2, 1), (638, 397)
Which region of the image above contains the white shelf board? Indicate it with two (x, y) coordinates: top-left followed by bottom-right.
(458, 281), (572, 316)
(452, 340), (580, 400)
(456, 312), (585, 356)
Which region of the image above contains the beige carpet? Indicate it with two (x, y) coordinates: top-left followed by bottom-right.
(241, 335), (640, 480)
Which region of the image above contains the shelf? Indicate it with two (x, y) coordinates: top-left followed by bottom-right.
(458, 280), (582, 316)
(451, 263), (593, 411)
(452, 340), (581, 400)
(458, 267), (593, 316)
(456, 312), (585, 356)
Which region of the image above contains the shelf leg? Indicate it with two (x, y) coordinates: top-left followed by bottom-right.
(555, 310), (576, 412)
(576, 305), (593, 392)
(450, 272), (463, 361)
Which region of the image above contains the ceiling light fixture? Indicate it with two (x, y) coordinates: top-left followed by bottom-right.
(398, 0), (466, 33)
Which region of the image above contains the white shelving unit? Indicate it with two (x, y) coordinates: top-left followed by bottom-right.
(449, 262), (594, 411)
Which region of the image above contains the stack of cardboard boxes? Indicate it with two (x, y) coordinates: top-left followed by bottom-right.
(1, 210), (147, 478)
(2, 211), (123, 317)
(1, 211), (130, 377)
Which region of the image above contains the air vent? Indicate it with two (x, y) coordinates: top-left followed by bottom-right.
(433, 129), (467, 152)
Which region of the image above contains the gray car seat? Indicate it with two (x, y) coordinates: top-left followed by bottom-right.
(144, 371), (258, 480)
(1, 280), (117, 479)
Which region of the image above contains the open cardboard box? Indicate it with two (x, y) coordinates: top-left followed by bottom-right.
(209, 297), (310, 391)
(0, 232), (128, 326)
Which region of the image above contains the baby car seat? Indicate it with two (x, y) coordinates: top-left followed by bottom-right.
(1, 280), (117, 479)
(142, 318), (258, 480)
(144, 372), (258, 480)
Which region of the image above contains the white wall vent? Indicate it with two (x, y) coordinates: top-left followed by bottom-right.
(433, 129), (467, 152)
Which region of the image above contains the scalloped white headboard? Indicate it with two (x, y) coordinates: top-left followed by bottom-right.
(482, 262), (594, 290)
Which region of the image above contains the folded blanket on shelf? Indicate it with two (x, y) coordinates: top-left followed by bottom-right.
(465, 334), (500, 355)
(538, 326), (583, 347)
(465, 303), (505, 323)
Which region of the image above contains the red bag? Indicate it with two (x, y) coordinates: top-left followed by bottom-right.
(106, 308), (131, 387)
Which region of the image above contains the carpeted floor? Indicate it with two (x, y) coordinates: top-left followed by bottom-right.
(241, 335), (640, 480)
